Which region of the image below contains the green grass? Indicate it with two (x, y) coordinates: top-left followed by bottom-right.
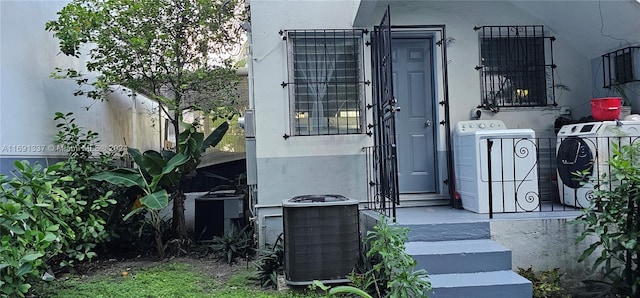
(33, 262), (316, 298)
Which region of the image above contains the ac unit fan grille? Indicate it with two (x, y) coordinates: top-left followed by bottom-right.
(283, 202), (359, 283)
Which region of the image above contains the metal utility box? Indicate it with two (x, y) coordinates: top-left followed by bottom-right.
(194, 190), (244, 241)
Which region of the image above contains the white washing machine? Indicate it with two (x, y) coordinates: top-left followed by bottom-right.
(454, 120), (539, 214)
(556, 121), (640, 208)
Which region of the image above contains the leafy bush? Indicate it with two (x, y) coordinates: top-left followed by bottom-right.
(254, 234), (284, 289)
(576, 141), (640, 297)
(208, 224), (253, 264)
(354, 216), (432, 298)
(91, 121), (230, 258)
(0, 162), (73, 297)
(518, 267), (569, 298)
(91, 149), (190, 259)
(50, 112), (121, 268)
(0, 112), (129, 296)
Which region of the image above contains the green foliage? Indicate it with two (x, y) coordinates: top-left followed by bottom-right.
(52, 112), (120, 268)
(45, 0), (243, 115)
(45, 0), (243, 124)
(178, 121), (229, 177)
(518, 267), (569, 298)
(0, 162), (73, 297)
(254, 234), (284, 289)
(0, 113), (125, 296)
(91, 151), (189, 259)
(208, 225), (253, 265)
(46, 0), (243, 242)
(357, 216), (432, 298)
(310, 280), (373, 298)
(576, 141), (640, 297)
(91, 121), (228, 258)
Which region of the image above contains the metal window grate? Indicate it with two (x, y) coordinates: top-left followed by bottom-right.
(284, 29), (366, 136)
(602, 46), (640, 87)
(476, 26), (556, 108)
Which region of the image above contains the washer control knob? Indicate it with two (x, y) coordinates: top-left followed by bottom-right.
(479, 123), (486, 129)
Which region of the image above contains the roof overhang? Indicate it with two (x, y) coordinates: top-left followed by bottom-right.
(352, 0), (640, 59)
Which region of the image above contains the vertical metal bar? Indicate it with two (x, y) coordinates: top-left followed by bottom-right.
(302, 31), (311, 135)
(505, 26), (510, 106)
(501, 139), (507, 212)
(488, 139), (494, 219)
(549, 31), (556, 106)
(548, 137), (556, 212)
(365, 147), (371, 210)
(441, 25), (456, 207)
(602, 53), (608, 88)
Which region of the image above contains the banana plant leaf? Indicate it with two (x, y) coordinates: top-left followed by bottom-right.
(139, 189), (169, 210)
(90, 171), (145, 188)
(149, 153), (190, 190)
(160, 150), (176, 160)
(202, 121), (229, 152)
(142, 150), (168, 176)
(127, 147), (149, 178)
(179, 127), (204, 157)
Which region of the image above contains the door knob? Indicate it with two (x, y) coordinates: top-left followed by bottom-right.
(425, 120), (432, 127)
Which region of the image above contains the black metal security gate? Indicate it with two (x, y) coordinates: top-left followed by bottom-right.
(367, 6), (399, 219)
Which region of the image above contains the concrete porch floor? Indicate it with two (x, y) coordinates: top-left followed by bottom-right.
(393, 204), (583, 225)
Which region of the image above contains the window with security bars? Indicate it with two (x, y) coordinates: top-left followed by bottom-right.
(284, 30), (365, 136)
(602, 46), (639, 87)
(476, 26), (555, 107)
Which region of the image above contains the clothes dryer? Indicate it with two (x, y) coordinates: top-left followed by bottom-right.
(556, 121), (640, 208)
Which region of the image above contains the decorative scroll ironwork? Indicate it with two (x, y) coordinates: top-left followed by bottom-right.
(480, 135), (640, 218)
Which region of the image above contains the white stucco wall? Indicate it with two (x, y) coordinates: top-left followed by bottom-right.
(249, 0), (602, 246)
(352, 1), (595, 139)
(0, 1), (163, 174)
(491, 217), (605, 290)
(249, 0), (368, 160)
(249, 0), (370, 246)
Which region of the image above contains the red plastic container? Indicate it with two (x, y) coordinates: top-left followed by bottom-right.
(591, 97), (622, 121)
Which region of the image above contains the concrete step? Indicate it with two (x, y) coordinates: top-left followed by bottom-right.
(427, 270), (532, 298)
(396, 198), (450, 208)
(402, 221), (491, 242)
(406, 239), (512, 274)
(398, 194), (449, 208)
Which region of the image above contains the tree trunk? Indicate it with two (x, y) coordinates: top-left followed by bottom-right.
(155, 227), (165, 260)
(170, 112), (189, 243)
(172, 190), (189, 242)
(152, 210), (165, 260)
